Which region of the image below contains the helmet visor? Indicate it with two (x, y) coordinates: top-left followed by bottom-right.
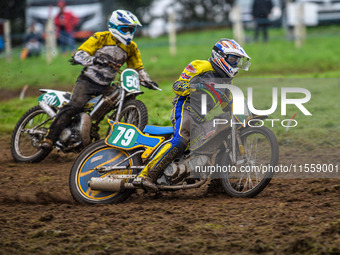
(238, 57), (251, 71)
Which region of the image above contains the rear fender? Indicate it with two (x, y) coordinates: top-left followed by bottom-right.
(38, 89), (70, 107)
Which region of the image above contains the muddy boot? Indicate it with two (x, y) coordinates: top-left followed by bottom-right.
(133, 166), (161, 193)
(133, 141), (187, 193)
(40, 138), (54, 150)
(133, 176), (159, 193)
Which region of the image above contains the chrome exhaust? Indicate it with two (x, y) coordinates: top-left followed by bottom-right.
(89, 176), (208, 192)
(89, 177), (124, 192)
(89, 177), (135, 192)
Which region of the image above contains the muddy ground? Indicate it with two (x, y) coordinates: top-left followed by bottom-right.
(0, 135), (339, 255)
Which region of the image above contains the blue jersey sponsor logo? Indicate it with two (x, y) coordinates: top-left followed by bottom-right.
(181, 72), (191, 80)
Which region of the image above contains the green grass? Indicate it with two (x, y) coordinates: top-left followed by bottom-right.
(1, 26), (340, 89)
(0, 97), (36, 134)
(233, 78), (340, 148)
(0, 55), (83, 89)
(137, 27), (340, 81)
(1, 77), (339, 151)
(0, 26), (339, 150)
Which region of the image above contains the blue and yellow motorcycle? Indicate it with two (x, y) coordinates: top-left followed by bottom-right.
(69, 109), (279, 204)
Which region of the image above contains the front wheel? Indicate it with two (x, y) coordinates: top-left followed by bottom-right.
(69, 140), (141, 204)
(10, 105), (53, 163)
(117, 99), (148, 131)
(219, 126), (279, 197)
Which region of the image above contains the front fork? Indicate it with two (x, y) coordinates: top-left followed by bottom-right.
(115, 89), (125, 122)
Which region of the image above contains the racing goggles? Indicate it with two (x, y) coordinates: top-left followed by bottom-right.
(109, 22), (136, 35)
(225, 54), (251, 70)
(225, 54), (241, 67)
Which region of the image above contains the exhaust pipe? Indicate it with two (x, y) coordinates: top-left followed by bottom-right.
(89, 177), (132, 192)
(89, 176), (208, 192)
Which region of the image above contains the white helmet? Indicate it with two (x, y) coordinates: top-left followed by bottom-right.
(211, 39), (251, 78)
(108, 10), (142, 45)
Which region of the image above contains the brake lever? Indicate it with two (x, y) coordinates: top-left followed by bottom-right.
(140, 81), (162, 91)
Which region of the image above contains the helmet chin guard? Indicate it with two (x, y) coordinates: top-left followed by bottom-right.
(109, 10), (141, 45)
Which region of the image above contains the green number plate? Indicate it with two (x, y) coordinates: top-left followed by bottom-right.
(107, 124), (139, 148)
(121, 69), (140, 92)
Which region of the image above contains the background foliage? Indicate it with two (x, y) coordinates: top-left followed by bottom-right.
(0, 26), (339, 151)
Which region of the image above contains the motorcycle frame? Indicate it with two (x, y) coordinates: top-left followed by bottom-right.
(88, 113), (257, 193)
(94, 116), (244, 175)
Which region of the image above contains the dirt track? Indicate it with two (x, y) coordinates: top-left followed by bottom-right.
(0, 136), (339, 254)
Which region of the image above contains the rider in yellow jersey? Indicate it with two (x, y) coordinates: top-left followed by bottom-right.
(133, 39), (251, 192)
(41, 10), (158, 149)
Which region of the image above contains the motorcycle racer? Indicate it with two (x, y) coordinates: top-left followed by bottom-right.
(133, 39), (251, 192)
(41, 10), (158, 149)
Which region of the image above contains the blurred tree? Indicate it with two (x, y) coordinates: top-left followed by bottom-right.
(103, 0), (235, 30)
(0, 0), (26, 45)
(114, 0), (154, 22)
(174, 0), (235, 24)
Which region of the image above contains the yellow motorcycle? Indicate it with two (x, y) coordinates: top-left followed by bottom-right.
(69, 109), (279, 204)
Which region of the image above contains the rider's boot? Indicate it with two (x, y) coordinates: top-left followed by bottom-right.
(40, 138), (54, 150)
(40, 104), (77, 150)
(133, 142), (173, 193)
(133, 140), (187, 193)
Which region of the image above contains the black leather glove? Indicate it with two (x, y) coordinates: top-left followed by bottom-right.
(140, 80), (159, 90)
(93, 56), (110, 66)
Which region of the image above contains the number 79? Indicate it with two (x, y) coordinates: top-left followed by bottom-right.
(112, 126), (135, 146)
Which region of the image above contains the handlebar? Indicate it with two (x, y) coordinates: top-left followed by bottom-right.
(103, 61), (162, 91)
(148, 83), (162, 91)
(140, 80), (162, 91)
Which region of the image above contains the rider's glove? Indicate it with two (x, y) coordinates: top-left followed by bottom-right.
(93, 56), (110, 66)
(140, 80), (159, 90)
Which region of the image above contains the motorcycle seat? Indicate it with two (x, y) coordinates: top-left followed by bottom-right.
(143, 125), (174, 136)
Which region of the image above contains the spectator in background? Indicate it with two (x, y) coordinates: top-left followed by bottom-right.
(54, 0), (79, 54)
(21, 23), (43, 60)
(252, 0), (273, 42)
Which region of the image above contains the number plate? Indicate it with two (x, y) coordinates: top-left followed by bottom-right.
(38, 92), (61, 106)
(121, 69), (141, 93)
(108, 125), (138, 148)
(105, 121), (165, 151)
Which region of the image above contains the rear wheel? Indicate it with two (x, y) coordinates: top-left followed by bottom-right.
(220, 126), (279, 197)
(69, 140), (141, 204)
(10, 105), (53, 163)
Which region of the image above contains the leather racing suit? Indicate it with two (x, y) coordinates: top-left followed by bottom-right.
(137, 59), (232, 184)
(45, 31), (153, 143)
